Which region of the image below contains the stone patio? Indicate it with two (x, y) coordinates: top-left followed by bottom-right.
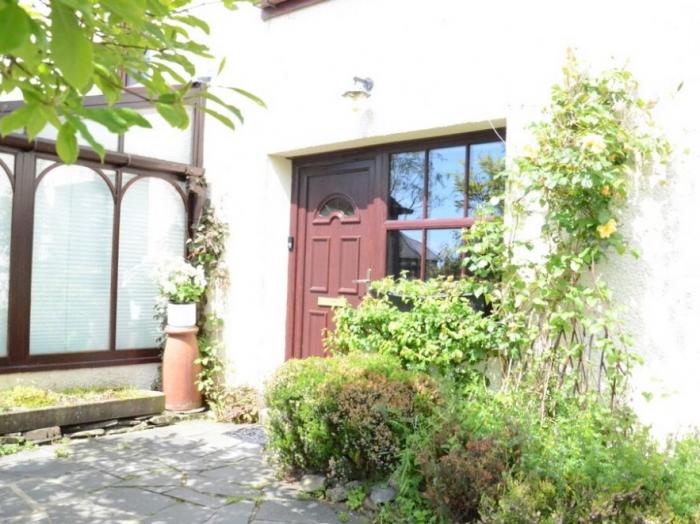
(0, 420), (364, 523)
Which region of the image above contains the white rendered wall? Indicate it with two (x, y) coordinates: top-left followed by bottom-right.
(199, 0), (700, 435)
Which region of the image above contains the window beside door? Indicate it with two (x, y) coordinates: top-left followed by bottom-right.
(386, 138), (505, 280)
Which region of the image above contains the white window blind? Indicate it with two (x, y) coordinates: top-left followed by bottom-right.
(0, 154), (13, 357)
(116, 177), (186, 349)
(30, 165), (114, 354)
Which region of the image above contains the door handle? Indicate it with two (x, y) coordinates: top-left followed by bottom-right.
(352, 268), (372, 285)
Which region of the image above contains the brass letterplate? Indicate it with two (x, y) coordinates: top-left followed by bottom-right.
(317, 296), (345, 308)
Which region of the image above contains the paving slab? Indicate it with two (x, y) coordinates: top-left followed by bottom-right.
(143, 501), (215, 523)
(255, 498), (347, 523)
(207, 500), (257, 524)
(0, 420), (357, 523)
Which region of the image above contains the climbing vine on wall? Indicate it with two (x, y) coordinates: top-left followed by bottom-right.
(187, 202), (229, 404)
(464, 53), (672, 414)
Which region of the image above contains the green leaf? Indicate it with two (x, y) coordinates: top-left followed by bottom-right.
(25, 105), (48, 140)
(174, 14), (210, 34)
(200, 90), (243, 123)
(82, 107), (151, 133)
(217, 57), (227, 76)
(56, 122), (79, 164)
(227, 87), (266, 108)
(68, 116), (105, 159)
(102, 0), (145, 24)
(94, 66), (123, 105)
(156, 103), (190, 129)
(201, 106), (235, 131)
(0, 105), (33, 136)
(0, 1), (30, 52)
(51, 2), (94, 90)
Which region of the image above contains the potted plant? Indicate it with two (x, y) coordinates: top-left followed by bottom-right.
(156, 259), (208, 411)
(157, 259), (207, 327)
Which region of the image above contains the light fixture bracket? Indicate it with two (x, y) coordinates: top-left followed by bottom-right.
(342, 76), (374, 99)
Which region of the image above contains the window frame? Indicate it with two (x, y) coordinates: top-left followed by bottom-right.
(0, 91), (205, 374)
(383, 131), (506, 280)
(260, 0), (328, 20)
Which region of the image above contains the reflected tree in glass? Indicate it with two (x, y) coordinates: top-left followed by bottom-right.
(468, 142), (506, 215)
(389, 152), (424, 220)
(426, 229), (463, 279)
(428, 146), (466, 219)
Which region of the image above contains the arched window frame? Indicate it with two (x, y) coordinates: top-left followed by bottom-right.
(313, 193), (360, 224)
(0, 89), (204, 373)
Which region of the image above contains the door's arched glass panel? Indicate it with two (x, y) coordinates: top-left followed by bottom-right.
(117, 177), (186, 349)
(0, 155), (13, 357)
(30, 165), (114, 354)
(318, 195), (356, 218)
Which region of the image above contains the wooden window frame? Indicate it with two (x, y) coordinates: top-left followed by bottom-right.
(0, 91), (206, 374)
(260, 0), (328, 20)
(384, 132), (506, 279)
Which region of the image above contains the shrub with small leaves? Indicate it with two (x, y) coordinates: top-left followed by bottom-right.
(264, 353), (438, 481)
(327, 277), (499, 384)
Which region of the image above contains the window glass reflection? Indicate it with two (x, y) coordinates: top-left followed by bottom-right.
(428, 146), (466, 219)
(386, 229), (423, 279)
(389, 152), (423, 220)
(0, 157), (12, 357)
(469, 142), (506, 216)
(425, 229), (463, 279)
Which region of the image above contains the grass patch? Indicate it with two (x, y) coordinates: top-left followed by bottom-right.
(54, 447), (71, 459)
(0, 440), (35, 457)
(0, 386), (141, 414)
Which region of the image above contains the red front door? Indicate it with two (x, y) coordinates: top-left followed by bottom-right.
(288, 159), (381, 359)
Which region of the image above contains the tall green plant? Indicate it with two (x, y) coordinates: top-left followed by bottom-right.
(475, 53), (671, 413)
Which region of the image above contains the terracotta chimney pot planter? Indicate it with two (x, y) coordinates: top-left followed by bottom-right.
(162, 325), (202, 412)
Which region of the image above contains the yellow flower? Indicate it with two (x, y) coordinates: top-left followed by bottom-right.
(600, 185), (610, 197)
(597, 218), (617, 239)
(523, 143), (539, 159)
(579, 133), (606, 155)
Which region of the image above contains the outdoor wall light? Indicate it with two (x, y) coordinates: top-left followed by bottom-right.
(342, 76), (374, 100)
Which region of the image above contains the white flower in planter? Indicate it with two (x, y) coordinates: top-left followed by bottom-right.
(155, 259), (207, 305)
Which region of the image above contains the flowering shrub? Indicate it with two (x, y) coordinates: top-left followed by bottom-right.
(156, 259), (207, 304)
(264, 353), (437, 480)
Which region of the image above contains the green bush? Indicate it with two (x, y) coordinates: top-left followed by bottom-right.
(388, 386), (700, 523)
(326, 277), (499, 383)
(264, 353), (438, 480)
